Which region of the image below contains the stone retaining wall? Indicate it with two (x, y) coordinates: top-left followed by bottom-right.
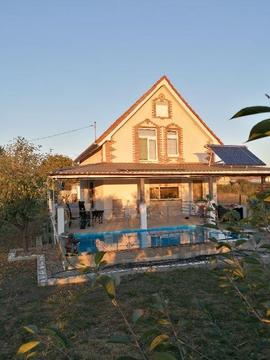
(77, 242), (227, 267)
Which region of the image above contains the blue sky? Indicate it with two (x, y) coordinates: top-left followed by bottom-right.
(1, 0), (270, 163)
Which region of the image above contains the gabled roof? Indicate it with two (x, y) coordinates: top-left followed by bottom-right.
(75, 75), (223, 163)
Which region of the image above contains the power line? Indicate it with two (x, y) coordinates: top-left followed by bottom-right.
(30, 124), (94, 141)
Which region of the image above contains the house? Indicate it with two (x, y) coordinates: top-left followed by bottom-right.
(51, 76), (270, 228)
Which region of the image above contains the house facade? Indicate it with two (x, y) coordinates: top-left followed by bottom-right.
(51, 76), (270, 224)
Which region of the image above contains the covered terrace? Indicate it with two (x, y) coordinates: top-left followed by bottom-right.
(50, 162), (270, 234)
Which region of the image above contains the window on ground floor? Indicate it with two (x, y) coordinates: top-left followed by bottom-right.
(150, 186), (179, 200)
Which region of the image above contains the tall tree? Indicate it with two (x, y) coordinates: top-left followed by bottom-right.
(0, 137), (46, 251)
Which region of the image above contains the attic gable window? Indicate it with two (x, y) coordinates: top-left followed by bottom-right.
(153, 93), (171, 119)
(138, 128), (157, 161)
(156, 103), (169, 118)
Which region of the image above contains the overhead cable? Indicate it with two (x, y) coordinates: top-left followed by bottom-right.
(30, 125), (92, 141)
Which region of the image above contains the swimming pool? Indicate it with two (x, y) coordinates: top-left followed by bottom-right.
(75, 225), (237, 253)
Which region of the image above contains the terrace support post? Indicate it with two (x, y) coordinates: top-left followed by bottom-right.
(52, 188), (56, 217)
(188, 180), (192, 215)
(261, 176), (266, 191)
(77, 184), (81, 201)
(57, 206), (65, 235)
(208, 176), (214, 200)
(139, 178), (147, 231)
(79, 180), (84, 201)
(48, 188), (55, 217)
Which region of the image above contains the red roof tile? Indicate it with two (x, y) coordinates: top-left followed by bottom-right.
(51, 162), (270, 178)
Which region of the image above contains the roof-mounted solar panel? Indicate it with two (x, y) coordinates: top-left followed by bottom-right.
(209, 145), (265, 166)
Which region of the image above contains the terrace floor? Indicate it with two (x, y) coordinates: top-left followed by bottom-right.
(69, 214), (204, 234)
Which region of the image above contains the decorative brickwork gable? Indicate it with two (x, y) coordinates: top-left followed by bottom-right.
(164, 123), (184, 163)
(110, 139), (117, 162)
(159, 127), (167, 163)
(152, 93), (172, 119)
(133, 119), (161, 163)
(75, 76), (223, 164)
(105, 141), (113, 163)
(132, 120), (184, 164)
(157, 126), (163, 163)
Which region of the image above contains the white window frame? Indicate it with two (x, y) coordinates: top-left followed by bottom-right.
(138, 128), (158, 161)
(167, 130), (179, 157)
(156, 103), (169, 118)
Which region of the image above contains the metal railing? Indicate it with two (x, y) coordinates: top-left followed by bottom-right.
(62, 201), (208, 232)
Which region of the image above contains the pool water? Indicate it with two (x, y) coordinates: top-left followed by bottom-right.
(75, 225), (237, 253)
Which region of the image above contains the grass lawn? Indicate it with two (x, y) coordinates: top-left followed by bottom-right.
(1, 243), (270, 360)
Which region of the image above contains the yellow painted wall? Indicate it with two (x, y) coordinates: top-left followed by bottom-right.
(76, 81), (220, 210)
(109, 85), (219, 163)
(80, 148), (102, 165)
(93, 180), (104, 210)
(101, 180), (138, 219)
(78, 178), (217, 219)
(82, 83), (220, 165)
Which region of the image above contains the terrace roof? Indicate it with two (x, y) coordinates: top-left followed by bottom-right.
(51, 162), (270, 179)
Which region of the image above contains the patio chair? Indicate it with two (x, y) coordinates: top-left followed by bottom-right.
(92, 210), (104, 224)
(78, 201), (86, 212)
(78, 201), (89, 229)
(66, 203), (72, 227)
(68, 202), (80, 219)
(217, 205), (227, 220)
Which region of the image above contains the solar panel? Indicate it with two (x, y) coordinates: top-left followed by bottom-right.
(209, 145), (265, 166)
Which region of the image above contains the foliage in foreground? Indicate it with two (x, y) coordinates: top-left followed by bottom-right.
(19, 252), (192, 360)
(231, 104), (270, 142)
(17, 237), (270, 360)
(0, 249), (267, 359)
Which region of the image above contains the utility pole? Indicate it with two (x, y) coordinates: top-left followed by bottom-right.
(94, 121), (96, 142)
(90, 121), (97, 142)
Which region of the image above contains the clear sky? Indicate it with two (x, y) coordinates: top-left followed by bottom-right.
(1, 0), (270, 163)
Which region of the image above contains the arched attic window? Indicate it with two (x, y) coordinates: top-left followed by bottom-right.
(152, 94), (172, 119)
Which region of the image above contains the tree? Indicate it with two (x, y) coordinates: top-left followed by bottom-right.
(231, 105), (270, 142)
(39, 154), (74, 202)
(0, 137), (46, 251)
(39, 154), (73, 178)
